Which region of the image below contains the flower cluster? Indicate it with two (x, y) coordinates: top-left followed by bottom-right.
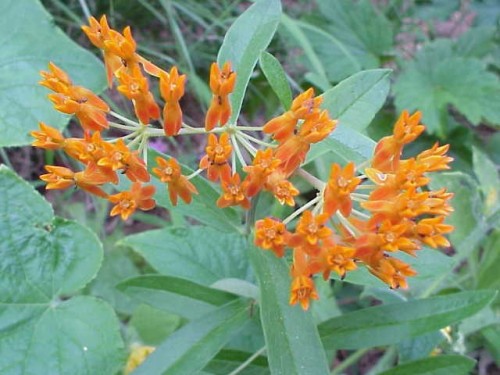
(255, 111), (454, 310)
(32, 16), (454, 310)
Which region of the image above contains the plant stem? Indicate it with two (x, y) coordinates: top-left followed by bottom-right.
(296, 168), (325, 190)
(235, 133), (257, 156)
(330, 348), (370, 375)
(228, 346), (267, 375)
(283, 195), (321, 225)
(232, 134), (247, 167)
(239, 131), (275, 148)
(109, 111), (142, 127)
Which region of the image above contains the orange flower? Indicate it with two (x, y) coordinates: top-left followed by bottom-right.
(40, 165), (75, 190)
(152, 157), (198, 205)
(321, 241), (357, 280)
(243, 148), (281, 197)
(116, 68), (160, 124)
(41, 63), (110, 134)
(41, 163), (110, 198)
(205, 62), (236, 131)
(369, 257), (417, 289)
(217, 173), (250, 209)
(108, 182), (156, 220)
(416, 143), (453, 172)
(298, 110), (337, 144)
(254, 218), (290, 257)
(199, 133), (232, 182)
(31, 122), (65, 150)
(372, 111), (425, 172)
(39, 62), (72, 93)
(263, 88), (323, 143)
(289, 249), (319, 310)
(377, 220), (420, 254)
(159, 66), (186, 136)
(415, 216), (453, 248)
(288, 211), (332, 255)
(323, 162), (361, 217)
(264, 170), (299, 206)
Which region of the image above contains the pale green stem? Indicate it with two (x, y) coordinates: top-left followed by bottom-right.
(236, 125), (264, 131)
(239, 131), (275, 148)
(235, 133), (257, 156)
(330, 348), (370, 375)
(77, 0), (92, 19)
(228, 346), (267, 375)
(187, 168), (203, 180)
(231, 134), (247, 167)
(335, 211), (360, 237)
(296, 168), (325, 191)
(283, 195), (321, 225)
(356, 184), (378, 190)
(351, 193), (369, 199)
(351, 208), (370, 220)
(108, 131), (139, 143)
(108, 121), (138, 132)
(109, 111), (142, 127)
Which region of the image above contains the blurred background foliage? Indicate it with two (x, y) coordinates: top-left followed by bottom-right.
(0, 0), (498, 373)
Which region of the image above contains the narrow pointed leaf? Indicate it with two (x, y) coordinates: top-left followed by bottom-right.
(118, 275), (237, 319)
(249, 245), (330, 375)
(319, 290), (496, 350)
(217, 0), (282, 122)
(259, 51), (293, 109)
(133, 299), (249, 375)
(379, 355), (475, 375)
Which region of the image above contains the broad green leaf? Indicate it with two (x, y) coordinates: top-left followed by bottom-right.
(133, 299), (249, 375)
(279, 14), (329, 88)
(0, 166), (124, 374)
(319, 290), (496, 349)
(249, 245), (330, 375)
(316, 0), (394, 63)
(321, 69), (391, 131)
(204, 349), (270, 375)
(478, 230), (500, 290)
(394, 40), (500, 136)
(120, 226), (253, 284)
(259, 52), (292, 109)
(130, 304), (181, 346)
(0, 0), (105, 147)
(88, 248), (140, 315)
(306, 124), (376, 167)
(482, 325), (500, 363)
(118, 275), (238, 319)
(473, 146), (499, 215)
(397, 332), (444, 363)
(148, 149), (241, 233)
(379, 355), (475, 375)
(217, 0), (281, 122)
(280, 17), (360, 83)
(455, 27), (496, 59)
(430, 172), (483, 247)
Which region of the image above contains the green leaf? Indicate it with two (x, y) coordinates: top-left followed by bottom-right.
(148, 149), (242, 233)
(319, 290), (496, 349)
(249, 245), (330, 375)
(217, 0), (281, 122)
(430, 172), (484, 247)
(130, 304), (181, 346)
(321, 69), (392, 131)
(394, 40), (500, 135)
(397, 332), (444, 363)
(379, 355), (475, 375)
(0, 166), (124, 374)
(316, 0), (394, 62)
(279, 15), (330, 88)
(120, 226), (253, 284)
(133, 299), (249, 375)
(473, 146), (499, 215)
(259, 52), (292, 110)
(306, 124), (376, 167)
(118, 275), (238, 319)
(0, 0), (105, 147)
(204, 349), (269, 375)
(478, 230), (500, 290)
